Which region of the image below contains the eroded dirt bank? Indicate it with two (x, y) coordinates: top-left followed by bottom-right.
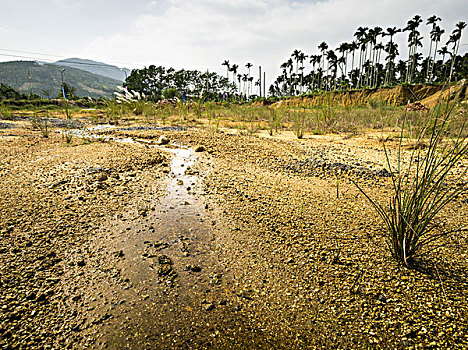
(1, 122), (467, 349)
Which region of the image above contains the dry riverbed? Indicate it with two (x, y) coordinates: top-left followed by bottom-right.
(1, 119), (467, 349)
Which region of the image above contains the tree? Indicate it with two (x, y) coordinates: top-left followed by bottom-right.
(428, 26), (445, 81)
(0, 83), (25, 100)
(318, 42), (329, 90)
(297, 52), (308, 94)
(383, 27), (401, 85)
(425, 15), (442, 81)
(222, 60), (230, 80)
(245, 62), (253, 96)
(354, 26), (369, 87)
(348, 41), (359, 87)
(125, 65), (235, 101)
(447, 21), (466, 83)
(404, 15), (423, 84)
(229, 64), (239, 91)
(337, 42), (349, 86)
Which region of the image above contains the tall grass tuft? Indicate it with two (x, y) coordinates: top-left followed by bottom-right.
(292, 107), (307, 139)
(31, 111), (50, 138)
(268, 108), (282, 136)
(0, 103), (13, 120)
(354, 103), (468, 267)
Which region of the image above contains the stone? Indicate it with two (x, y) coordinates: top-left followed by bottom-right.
(204, 303), (215, 311)
(157, 135), (170, 145)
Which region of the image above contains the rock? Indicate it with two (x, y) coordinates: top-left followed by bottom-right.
(158, 264), (173, 277)
(377, 293), (387, 303)
(36, 293), (48, 303)
(204, 303), (215, 311)
(112, 250), (125, 258)
(177, 179), (184, 185)
(186, 264), (202, 272)
(194, 145), (205, 152)
(158, 255), (173, 265)
(97, 173), (108, 182)
(157, 136), (170, 145)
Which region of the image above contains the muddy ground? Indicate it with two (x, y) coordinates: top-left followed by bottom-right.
(0, 117), (467, 349)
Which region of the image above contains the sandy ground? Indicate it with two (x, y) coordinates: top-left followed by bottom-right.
(1, 117), (467, 349)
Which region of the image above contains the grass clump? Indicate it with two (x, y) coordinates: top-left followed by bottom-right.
(0, 103), (13, 120)
(354, 102), (468, 267)
(31, 111), (50, 138)
(292, 108), (307, 139)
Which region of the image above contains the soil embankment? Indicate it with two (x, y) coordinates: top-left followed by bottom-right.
(272, 82), (467, 108)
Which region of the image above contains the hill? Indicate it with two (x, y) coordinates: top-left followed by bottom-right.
(0, 61), (121, 98)
(53, 58), (130, 81)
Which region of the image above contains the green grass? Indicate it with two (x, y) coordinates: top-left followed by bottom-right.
(354, 102), (468, 267)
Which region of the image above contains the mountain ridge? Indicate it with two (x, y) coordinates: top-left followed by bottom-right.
(53, 58), (131, 81)
(0, 60), (122, 98)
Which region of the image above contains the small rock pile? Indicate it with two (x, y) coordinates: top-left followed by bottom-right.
(406, 101), (428, 111)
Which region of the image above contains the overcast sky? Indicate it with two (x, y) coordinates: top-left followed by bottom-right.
(0, 0), (467, 89)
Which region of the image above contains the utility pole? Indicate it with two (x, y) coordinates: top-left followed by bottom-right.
(263, 72), (266, 98)
(259, 66), (262, 98)
(27, 68), (32, 97)
(60, 69), (66, 99)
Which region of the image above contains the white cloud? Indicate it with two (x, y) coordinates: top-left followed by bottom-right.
(80, 0), (467, 88)
(2, 0), (465, 89)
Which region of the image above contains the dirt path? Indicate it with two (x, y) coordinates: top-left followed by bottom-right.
(67, 142), (271, 349)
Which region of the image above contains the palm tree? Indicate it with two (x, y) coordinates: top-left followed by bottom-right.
(367, 27), (383, 87)
(348, 41), (359, 87)
(404, 15), (423, 83)
(425, 15), (441, 81)
(318, 42), (329, 89)
(384, 40), (399, 85)
(437, 46), (450, 81)
(309, 54), (321, 91)
(222, 60), (230, 80)
(245, 62), (253, 96)
(297, 51), (308, 94)
(354, 26), (368, 87)
(396, 60), (407, 82)
(326, 49), (338, 90)
(248, 76), (254, 96)
(337, 42), (349, 81)
(229, 64), (239, 89)
(242, 73), (248, 95)
(447, 21), (466, 83)
(372, 42), (385, 87)
(286, 58), (294, 94)
(382, 27), (401, 85)
(291, 49), (301, 74)
(428, 26), (445, 81)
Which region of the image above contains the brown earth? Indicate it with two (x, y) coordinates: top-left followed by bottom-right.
(1, 117), (467, 349)
(272, 81), (467, 109)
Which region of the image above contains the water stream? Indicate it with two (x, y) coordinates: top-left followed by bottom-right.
(71, 127), (242, 347)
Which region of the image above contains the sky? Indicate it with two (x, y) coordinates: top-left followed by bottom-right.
(0, 0), (467, 90)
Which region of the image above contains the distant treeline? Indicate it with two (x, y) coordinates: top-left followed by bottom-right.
(124, 65), (238, 101)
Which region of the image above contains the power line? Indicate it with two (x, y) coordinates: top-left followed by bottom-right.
(0, 48), (63, 58)
(0, 48), (144, 68)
